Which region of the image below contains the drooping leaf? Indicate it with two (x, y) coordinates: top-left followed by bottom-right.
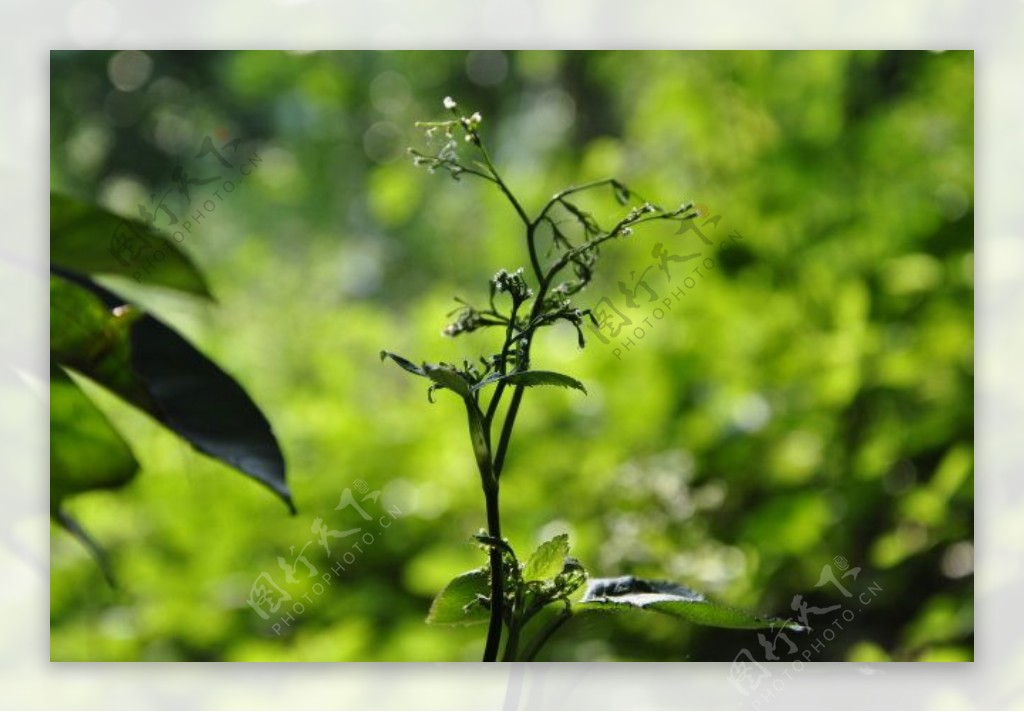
(50, 362), (139, 505)
(424, 365), (492, 485)
(577, 576), (806, 631)
(523, 533), (570, 582)
(50, 192), (213, 299)
(379, 350), (427, 377)
(426, 568), (491, 625)
(473, 370), (587, 395)
(380, 354), (493, 484)
(50, 269), (293, 512)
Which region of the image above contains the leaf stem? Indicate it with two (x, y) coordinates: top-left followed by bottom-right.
(520, 606), (574, 662)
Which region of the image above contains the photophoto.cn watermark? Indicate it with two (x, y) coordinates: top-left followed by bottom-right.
(106, 131), (263, 284)
(727, 555), (884, 707)
(245, 479), (403, 635)
(587, 205), (746, 359)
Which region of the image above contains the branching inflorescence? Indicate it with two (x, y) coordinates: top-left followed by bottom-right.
(383, 98), (800, 662)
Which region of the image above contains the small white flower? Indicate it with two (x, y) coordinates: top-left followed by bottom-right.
(470, 112), (482, 124)
(443, 96), (457, 110)
(621, 227), (633, 237)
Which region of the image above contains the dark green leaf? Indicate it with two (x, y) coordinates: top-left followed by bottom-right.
(424, 364), (474, 399)
(379, 350), (427, 377)
(523, 533), (570, 582)
(50, 192), (213, 299)
(473, 370), (587, 395)
(577, 576), (805, 631)
(50, 270), (293, 512)
(426, 568), (490, 625)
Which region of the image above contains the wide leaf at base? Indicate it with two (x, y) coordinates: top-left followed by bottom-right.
(427, 568), (490, 625)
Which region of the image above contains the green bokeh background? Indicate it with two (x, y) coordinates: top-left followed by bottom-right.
(50, 50), (973, 662)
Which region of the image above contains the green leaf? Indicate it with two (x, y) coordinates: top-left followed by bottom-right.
(379, 350), (427, 377)
(523, 533), (570, 582)
(50, 270), (293, 513)
(473, 370), (587, 395)
(426, 568), (491, 625)
(51, 192), (213, 299)
(421, 364), (493, 486)
(50, 361), (138, 585)
(381, 351), (493, 484)
(50, 275), (155, 409)
(424, 364), (474, 400)
(576, 576), (805, 631)
(50, 363), (139, 505)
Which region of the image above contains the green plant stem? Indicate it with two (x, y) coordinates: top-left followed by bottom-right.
(492, 384), (525, 478)
(531, 178), (622, 227)
(521, 607), (574, 662)
(477, 143), (530, 227)
(501, 609), (522, 661)
(482, 480), (504, 662)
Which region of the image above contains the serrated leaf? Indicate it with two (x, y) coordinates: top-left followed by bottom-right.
(424, 365), (474, 400)
(577, 576), (805, 632)
(523, 533), (570, 582)
(50, 270), (292, 512)
(473, 370), (587, 395)
(426, 568), (491, 625)
(51, 192), (213, 299)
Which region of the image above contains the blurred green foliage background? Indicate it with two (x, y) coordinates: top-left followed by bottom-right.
(50, 50), (973, 662)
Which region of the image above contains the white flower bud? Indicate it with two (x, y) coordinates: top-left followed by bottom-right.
(443, 96), (457, 110)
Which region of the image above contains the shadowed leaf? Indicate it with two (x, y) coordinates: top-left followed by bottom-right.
(577, 576), (806, 631)
(50, 269), (292, 513)
(51, 192), (213, 299)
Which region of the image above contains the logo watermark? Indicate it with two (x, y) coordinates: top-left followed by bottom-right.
(106, 130), (263, 284)
(245, 479), (403, 635)
(728, 555), (884, 707)
(586, 205), (746, 358)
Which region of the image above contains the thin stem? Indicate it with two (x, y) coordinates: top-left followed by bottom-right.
(484, 300), (520, 426)
(501, 614), (520, 663)
(543, 206), (695, 287)
(475, 142), (544, 287)
(520, 607), (574, 662)
(477, 143), (531, 228)
(492, 384), (525, 479)
(531, 178), (621, 228)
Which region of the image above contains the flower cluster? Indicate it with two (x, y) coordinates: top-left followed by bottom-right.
(490, 267), (533, 304)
